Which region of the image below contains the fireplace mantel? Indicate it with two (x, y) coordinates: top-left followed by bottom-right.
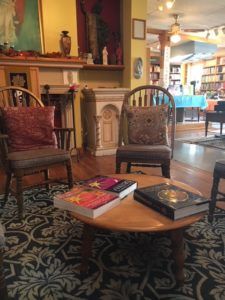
(0, 56), (85, 69)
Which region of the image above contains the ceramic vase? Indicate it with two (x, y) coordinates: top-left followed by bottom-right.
(60, 31), (71, 57)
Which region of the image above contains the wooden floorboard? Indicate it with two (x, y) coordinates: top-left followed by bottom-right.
(0, 123), (224, 210)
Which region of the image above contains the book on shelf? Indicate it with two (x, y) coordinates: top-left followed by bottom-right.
(54, 186), (120, 218)
(133, 183), (209, 220)
(82, 175), (137, 199)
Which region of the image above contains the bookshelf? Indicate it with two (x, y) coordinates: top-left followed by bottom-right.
(201, 57), (225, 98)
(149, 53), (160, 85)
(169, 64), (181, 86)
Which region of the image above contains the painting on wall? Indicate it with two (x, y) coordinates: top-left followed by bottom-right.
(0, 0), (42, 52)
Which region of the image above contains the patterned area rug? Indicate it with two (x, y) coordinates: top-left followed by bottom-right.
(1, 185), (225, 300)
(177, 136), (225, 150)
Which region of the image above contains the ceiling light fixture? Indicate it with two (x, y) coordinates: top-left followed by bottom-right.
(157, 0), (164, 11)
(166, 0), (175, 9)
(170, 33), (181, 43)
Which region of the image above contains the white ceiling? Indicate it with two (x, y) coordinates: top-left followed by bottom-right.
(147, 0), (225, 32)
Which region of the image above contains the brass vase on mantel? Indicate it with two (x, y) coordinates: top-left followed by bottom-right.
(60, 30), (71, 57)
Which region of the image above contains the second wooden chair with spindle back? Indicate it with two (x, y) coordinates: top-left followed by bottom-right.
(116, 85), (176, 178)
(0, 86), (74, 219)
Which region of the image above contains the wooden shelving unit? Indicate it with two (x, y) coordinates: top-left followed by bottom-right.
(169, 64), (181, 86)
(83, 64), (124, 71)
(149, 55), (160, 85)
(201, 57), (225, 98)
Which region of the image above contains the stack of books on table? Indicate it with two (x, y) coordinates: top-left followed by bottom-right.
(82, 175), (137, 199)
(133, 183), (209, 220)
(54, 175), (137, 218)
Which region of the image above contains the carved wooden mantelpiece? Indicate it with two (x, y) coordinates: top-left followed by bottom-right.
(82, 88), (129, 156)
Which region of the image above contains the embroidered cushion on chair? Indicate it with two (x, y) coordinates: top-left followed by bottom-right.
(1, 106), (57, 152)
(125, 104), (169, 145)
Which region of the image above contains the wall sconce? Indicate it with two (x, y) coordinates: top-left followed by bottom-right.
(170, 33), (181, 43)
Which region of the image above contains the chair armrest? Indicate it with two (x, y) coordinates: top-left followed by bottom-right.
(53, 128), (74, 150)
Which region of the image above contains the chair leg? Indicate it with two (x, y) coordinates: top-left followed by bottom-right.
(162, 162), (170, 178)
(43, 169), (49, 190)
(16, 176), (23, 219)
(115, 160), (121, 174)
(126, 163), (131, 173)
(66, 160), (74, 189)
(208, 175), (220, 223)
(4, 173), (12, 204)
(0, 248), (8, 300)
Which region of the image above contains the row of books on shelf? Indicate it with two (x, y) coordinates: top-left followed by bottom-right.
(170, 74), (181, 80)
(150, 65), (160, 72)
(201, 82), (225, 91)
(170, 67), (181, 73)
(217, 65), (225, 73)
(54, 175), (209, 221)
(203, 67), (215, 75)
(150, 73), (159, 80)
(202, 74), (225, 82)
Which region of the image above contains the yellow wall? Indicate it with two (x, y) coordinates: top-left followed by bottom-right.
(40, 0), (147, 148)
(41, 0), (78, 56)
(122, 0), (147, 89)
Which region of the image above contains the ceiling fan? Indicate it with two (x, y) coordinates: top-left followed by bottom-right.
(168, 14), (218, 44)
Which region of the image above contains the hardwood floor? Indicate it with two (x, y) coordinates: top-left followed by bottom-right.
(0, 122), (225, 210)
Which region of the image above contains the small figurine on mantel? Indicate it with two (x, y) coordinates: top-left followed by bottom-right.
(87, 53), (94, 64)
(116, 43), (123, 65)
(102, 46), (108, 65)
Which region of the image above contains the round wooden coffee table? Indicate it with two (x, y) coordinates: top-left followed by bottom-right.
(71, 174), (206, 285)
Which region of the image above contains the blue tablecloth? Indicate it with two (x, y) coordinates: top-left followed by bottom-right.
(173, 95), (207, 109)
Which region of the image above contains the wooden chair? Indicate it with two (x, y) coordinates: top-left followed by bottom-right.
(116, 85), (176, 178)
(0, 86), (74, 218)
(208, 160), (225, 222)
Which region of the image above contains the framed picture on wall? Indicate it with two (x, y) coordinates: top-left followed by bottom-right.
(132, 19), (146, 40)
(0, 0), (43, 52)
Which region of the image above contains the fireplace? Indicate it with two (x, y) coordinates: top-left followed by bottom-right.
(82, 88), (129, 156)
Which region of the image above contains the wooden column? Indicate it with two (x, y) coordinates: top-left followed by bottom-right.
(158, 32), (171, 87)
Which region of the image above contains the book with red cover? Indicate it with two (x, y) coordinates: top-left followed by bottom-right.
(54, 185), (120, 218)
(83, 175), (137, 199)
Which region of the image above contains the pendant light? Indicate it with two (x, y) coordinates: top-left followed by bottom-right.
(170, 33), (181, 43)
(166, 0), (175, 9)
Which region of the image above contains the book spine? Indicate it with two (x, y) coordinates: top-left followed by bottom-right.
(134, 192), (175, 220)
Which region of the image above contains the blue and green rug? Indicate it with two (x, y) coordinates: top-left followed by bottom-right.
(0, 185), (225, 300)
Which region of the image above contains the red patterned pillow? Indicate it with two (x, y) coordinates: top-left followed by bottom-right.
(1, 106), (57, 152)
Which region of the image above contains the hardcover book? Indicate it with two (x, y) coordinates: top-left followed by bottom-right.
(83, 175), (137, 199)
(134, 183), (209, 220)
(54, 186), (120, 218)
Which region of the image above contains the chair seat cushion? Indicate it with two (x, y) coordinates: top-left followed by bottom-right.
(8, 148), (70, 169)
(116, 144), (171, 160)
(214, 160), (225, 178)
(1, 106), (57, 152)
